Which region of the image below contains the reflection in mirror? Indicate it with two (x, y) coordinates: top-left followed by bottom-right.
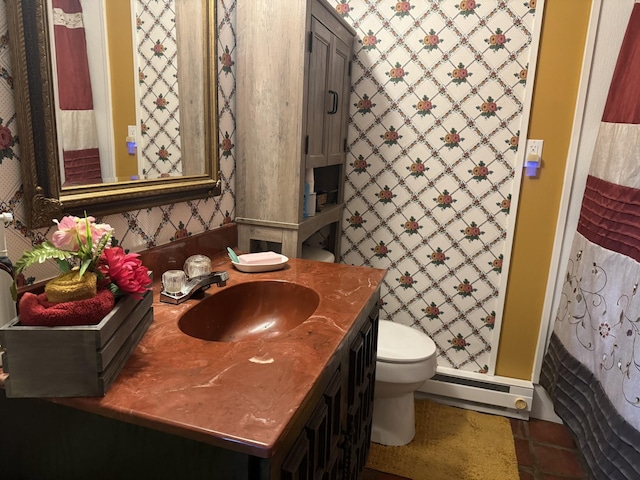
(7, 0), (220, 228)
(48, 0), (207, 186)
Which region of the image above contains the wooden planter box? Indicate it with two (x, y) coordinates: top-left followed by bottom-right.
(0, 290), (153, 398)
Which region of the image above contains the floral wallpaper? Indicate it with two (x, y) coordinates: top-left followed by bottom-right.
(339, 0), (537, 374)
(135, 0), (183, 178)
(0, 0), (538, 377)
(0, 0), (236, 288)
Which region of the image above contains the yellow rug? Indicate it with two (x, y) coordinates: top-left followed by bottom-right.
(366, 399), (519, 480)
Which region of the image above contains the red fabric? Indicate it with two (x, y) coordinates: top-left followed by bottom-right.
(18, 289), (115, 327)
(52, 0), (103, 184)
(63, 148), (102, 185)
(601, 4), (640, 125)
(53, 0), (82, 13)
(577, 175), (640, 263)
(52, 0), (93, 110)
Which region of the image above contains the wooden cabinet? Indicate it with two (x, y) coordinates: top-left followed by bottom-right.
(280, 303), (379, 480)
(235, 0), (355, 260)
(306, 12), (352, 169)
(344, 311), (377, 478)
(0, 298), (380, 480)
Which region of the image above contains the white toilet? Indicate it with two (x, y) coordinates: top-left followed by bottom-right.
(372, 320), (437, 446)
(301, 246), (335, 263)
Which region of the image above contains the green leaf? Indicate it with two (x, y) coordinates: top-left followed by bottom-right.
(94, 230), (112, 261)
(107, 282), (124, 298)
(57, 259), (71, 273)
(78, 258), (92, 278)
(10, 280), (17, 302)
(13, 241), (73, 276)
(83, 214), (92, 251)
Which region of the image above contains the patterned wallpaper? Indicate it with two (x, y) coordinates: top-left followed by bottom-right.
(0, 0), (537, 376)
(0, 0), (236, 288)
(339, 0), (536, 374)
(135, 0), (183, 178)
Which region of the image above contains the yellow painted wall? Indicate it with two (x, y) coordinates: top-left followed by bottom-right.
(495, 0), (592, 379)
(105, 0), (137, 180)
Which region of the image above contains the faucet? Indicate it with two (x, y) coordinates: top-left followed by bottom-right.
(160, 271), (229, 305)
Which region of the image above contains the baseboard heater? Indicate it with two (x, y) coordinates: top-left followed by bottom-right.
(417, 372), (534, 420)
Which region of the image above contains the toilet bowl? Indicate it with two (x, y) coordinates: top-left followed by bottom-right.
(301, 246), (335, 263)
(372, 320), (437, 446)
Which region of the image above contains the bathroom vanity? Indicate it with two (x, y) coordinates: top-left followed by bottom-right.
(0, 233), (385, 479)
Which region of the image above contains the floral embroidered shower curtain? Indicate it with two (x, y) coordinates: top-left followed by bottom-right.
(51, 0), (102, 185)
(541, 3), (640, 478)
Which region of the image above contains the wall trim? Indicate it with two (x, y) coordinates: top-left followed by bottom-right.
(487, 0), (547, 375)
(418, 366), (534, 420)
(532, 0), (602, 383)
(530, 384), (563, 423)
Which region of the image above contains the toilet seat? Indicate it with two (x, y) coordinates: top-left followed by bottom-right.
(377, 320), (436, 364)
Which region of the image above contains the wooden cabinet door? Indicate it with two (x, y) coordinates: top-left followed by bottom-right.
(326, 34), (351, 167)
(306, 17), (332, 169)
(281, 431), (311, 480)
(305, 400), (329, 478)
(306, 15), (352, 170)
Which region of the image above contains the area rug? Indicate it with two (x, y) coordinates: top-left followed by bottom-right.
(366, 399), (519, 480)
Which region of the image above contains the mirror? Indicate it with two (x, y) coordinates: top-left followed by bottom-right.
(7, 0), (220, 228)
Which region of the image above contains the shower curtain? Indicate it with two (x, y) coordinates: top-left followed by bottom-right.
(51, 0), (103, 185)
(540, 3), (640, 478)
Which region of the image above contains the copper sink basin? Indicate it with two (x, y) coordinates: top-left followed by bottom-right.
(178, 280), (320, 342)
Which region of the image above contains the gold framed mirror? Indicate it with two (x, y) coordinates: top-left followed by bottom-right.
(7, 0), (220, 229)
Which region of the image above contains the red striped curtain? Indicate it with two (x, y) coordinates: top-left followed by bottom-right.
(540, 4), (640, 479)
(52, 0), (103, 185)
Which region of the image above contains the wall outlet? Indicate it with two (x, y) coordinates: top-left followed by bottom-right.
(127, 125), (136, 139)
(526, 139), (543, 159)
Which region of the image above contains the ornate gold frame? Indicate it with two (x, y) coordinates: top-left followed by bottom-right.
(7, 0), (220, 228)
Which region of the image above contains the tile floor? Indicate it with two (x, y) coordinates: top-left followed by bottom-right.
(362, 417), (589, 480)
(511, 417), (588, 479)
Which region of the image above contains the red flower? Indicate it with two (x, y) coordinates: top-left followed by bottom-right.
(99, 247), (150, 299)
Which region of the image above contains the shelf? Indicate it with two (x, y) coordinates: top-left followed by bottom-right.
(236, 203), (343, 234)
(299, 203), (343, 241)
(236, 203), (344, 259)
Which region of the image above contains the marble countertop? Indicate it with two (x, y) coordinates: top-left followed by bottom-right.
(30, 256), (385, 459)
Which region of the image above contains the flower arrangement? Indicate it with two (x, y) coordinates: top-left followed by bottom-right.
(11, 215), (150, 303)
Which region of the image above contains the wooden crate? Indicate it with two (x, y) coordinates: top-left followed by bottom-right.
(0, 290), (153, 398)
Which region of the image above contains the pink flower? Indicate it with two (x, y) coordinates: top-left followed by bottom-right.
(99, 247), (151, 299)
(52, 215), (112, 251)
(91, 222), (113, 244)
(52, 216), (82, 250)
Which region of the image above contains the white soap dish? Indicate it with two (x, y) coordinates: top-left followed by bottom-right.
(231, 253), (289, 273)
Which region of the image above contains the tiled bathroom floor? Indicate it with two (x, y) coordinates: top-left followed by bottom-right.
(511, 417), (588, 479)
(362, 417), (588, 480)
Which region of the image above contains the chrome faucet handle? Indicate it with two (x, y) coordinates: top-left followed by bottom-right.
(211, 270), (229, 287)
(160, 271), (229, 304)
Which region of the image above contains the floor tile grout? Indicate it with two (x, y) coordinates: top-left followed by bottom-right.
(517, 418), (588, 480)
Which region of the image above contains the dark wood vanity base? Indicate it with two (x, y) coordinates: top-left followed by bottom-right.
(0, 225), (385, 479)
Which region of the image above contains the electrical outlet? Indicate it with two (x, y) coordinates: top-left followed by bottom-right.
(128, 125), (136, 139)
(526, 139), (543, 158)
